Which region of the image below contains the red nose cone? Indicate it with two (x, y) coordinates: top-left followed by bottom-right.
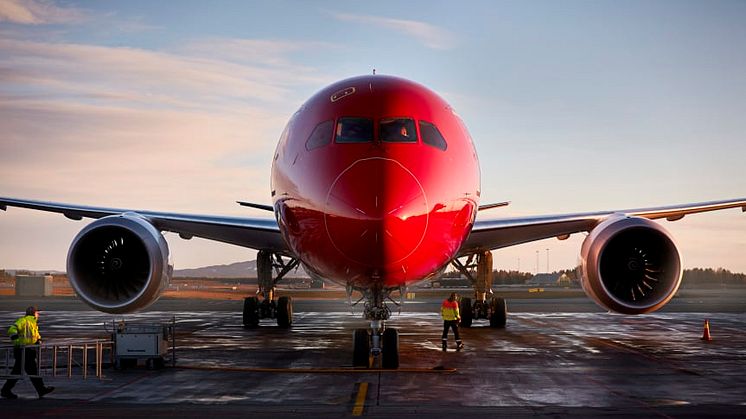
(325, 158), (428, 267)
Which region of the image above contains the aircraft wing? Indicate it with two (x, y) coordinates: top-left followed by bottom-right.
(0, 197), (288, 253)
(460, 198), (746, 255)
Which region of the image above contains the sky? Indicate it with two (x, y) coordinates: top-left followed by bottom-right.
(1, 0), (745, 274)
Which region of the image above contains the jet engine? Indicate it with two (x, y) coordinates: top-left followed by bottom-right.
(580, 216), (682, 314)
(66, 213), (171, 313)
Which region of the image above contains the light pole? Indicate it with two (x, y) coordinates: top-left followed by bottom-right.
(546, 248), (550, 273)
(535, 250), (539, 275)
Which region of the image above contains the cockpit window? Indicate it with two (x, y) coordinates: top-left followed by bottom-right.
(336, 117), (373, 143)
(419, 120), (447, 151)
(305, 120), (333, 150)
(380, 118), (417, 143)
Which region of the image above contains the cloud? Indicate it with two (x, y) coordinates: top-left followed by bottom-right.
(183, 38), (340, 68)
(0, 92), (280, 209)
(0, 0), (86, 24)
(332, 12), (456, 50)
(0, 39), (328, 108)
(0, 30), (345, 269)
(0, 35), (337, 215)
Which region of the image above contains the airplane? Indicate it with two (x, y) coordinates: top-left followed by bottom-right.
(2, 74), (745, 369)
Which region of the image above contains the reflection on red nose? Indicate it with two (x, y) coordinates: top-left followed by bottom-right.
(325, 158), (428, 267)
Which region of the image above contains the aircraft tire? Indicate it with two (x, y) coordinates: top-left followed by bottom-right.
(382, 328), (400, 369)
(243, 296), (260, 328)
(489, 297), (507, 328)
(277, 296), (293, 328)
(353, 329), (370, 367)
(460, 297), (473, 327)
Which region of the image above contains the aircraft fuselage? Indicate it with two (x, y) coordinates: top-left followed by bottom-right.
(271, 75), (481, 289)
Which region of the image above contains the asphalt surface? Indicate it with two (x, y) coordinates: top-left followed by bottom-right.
(0, 290), (745, 418)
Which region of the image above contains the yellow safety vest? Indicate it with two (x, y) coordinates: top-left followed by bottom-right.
(441, 299), (460, 321)
(8, 315), (41, 346)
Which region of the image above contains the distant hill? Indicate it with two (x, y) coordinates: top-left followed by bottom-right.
(2, 269), (65, 276)
(173, 260), (309, 279)
(174, 260), (257, 278)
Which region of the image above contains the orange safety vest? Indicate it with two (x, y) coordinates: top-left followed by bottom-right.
(441, 299), (460, 321)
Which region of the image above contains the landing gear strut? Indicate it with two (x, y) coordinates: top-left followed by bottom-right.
(243, 250), (299, 328)
(451, 250), (507, 328)
(351, 285), (400, 369)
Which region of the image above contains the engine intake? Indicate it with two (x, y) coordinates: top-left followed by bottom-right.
(580, 216), (682, 314)
(67, 213), (171, 313)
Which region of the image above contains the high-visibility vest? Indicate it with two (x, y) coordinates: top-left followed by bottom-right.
(441, 299), (460, 321)
(7, 315), (41, 346)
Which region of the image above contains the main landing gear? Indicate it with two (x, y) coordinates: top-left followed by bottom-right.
(351, 285), (400, 369)
(451, 250), (508, 328)
(243, 250), (299, 328)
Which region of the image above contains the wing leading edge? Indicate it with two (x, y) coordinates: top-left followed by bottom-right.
(3, 196), (745, 261)
(461, 198), (746, 255)
(0, 197), (288, 254)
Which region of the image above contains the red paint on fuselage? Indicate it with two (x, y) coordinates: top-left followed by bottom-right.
(271, 75), (480, 289)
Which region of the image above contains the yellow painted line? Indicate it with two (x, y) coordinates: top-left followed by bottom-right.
(178, 365), (456, 374)
(352, 382), (368, 416)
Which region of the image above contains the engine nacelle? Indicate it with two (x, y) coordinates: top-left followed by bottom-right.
(66, 213), (171, 313)
(580, 216), (682, 314)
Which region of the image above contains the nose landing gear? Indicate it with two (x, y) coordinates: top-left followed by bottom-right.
(351, 286), (400, 369)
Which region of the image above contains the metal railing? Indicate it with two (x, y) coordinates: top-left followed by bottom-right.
(1, 340), (114, 381)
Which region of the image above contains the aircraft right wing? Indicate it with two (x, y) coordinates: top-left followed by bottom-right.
(460, 198), (746, 255)
(0, 197), (289, 254)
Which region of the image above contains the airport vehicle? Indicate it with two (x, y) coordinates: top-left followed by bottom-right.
(2, 75), (745, 368)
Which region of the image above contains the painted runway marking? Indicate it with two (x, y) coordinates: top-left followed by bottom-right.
(352, 382), (368, 416)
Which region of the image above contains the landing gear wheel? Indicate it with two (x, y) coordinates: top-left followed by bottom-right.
(277, 296), (293, 328)
(460, 297), (473, 327)
(489, 297), (507, 328)
(353, 329), (370, 368)
(243, 296), (259, 328)
(382, 328), (400, 369)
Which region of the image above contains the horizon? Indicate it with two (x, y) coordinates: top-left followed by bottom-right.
(2, 1), (745, 273)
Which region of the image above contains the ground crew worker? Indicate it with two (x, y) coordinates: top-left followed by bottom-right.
(441, 292), (464, 352)
(1, 306), (55, 399)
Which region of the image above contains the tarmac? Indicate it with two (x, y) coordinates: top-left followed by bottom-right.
(0, 290), (745, 418)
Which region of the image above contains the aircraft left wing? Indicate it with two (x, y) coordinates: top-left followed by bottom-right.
(0, 197), (288, 253)
(460, 198), (746, 255)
